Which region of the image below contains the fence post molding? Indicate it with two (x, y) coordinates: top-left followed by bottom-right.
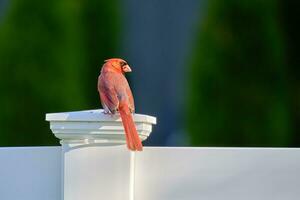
(46, 109), (156, 200)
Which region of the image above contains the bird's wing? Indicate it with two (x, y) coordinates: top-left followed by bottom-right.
(98, 75), (119, 113)
(113, 74), (135, 112)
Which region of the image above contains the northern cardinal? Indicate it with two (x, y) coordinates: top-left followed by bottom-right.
(98, 58), (143, 151)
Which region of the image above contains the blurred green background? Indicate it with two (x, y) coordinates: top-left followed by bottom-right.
(188, 0), (299, 147)
(0, 0), (299, 147)
(0, 0), (120, 146)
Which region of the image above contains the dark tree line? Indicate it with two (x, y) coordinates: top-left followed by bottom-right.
(187, 0), (300, 147)
(0, 0), (120, 146)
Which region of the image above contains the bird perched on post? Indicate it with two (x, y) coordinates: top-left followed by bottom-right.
(98, 58), (143, 151)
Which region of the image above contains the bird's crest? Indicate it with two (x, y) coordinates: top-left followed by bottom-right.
(104, 58), (126, 63)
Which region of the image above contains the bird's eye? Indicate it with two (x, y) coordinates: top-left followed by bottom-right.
(121, 62), (127, 67)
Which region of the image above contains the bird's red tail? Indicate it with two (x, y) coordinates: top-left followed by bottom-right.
(119, 105), (143, 151)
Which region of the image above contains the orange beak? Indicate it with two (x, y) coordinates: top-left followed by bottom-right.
(122, 65), (132, 72)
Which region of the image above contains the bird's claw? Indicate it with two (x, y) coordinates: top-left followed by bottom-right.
(102, 110), (109, 114)
(102, 110), (112, 116)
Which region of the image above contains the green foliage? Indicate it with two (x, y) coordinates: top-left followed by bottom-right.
(187, 0), (291, 147)
(0, 0), (120, 146)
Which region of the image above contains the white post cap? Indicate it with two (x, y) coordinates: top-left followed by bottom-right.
(45, 109), (156, 145)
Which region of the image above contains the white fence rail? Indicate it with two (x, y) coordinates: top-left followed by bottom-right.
(136, 147), (300, 200)
(0, 147), (61, 200)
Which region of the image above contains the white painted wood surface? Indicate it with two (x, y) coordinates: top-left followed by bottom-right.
(45, 109), (156, 145)
(63, 145), (131, 200)
(0, 147), (299, 200)
(0, 147), (61, 200)
(135, 147), (300, 200)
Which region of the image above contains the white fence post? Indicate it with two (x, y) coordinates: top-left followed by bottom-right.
(46, 109), (156, 200)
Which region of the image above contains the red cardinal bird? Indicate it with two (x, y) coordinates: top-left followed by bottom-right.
(98, 58), (143, 151)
